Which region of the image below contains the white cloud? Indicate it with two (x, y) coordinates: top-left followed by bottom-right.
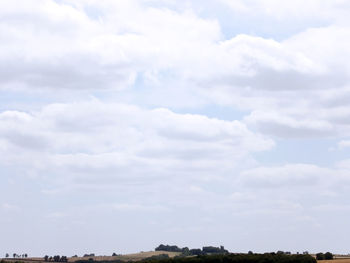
(208, 26), (350, 138)
(1, 0), (350, 140)
(2, 0), (350, 254)
(110, 203), (170, 212)
(0, 101), (273, 185)
(0, 0), (221, 91)
(244, 110), (334, 138)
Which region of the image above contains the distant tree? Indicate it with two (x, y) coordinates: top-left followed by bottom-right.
(248, 251), (253, 255)
(316, 253), (325, 260)
(277, 251), (285, 255)
(112, 253), (117, 257)
(325, 252), (333, 260)
(155, 245), (166, 251)
(13, 253), (17, 258)
(181, 247), (190, 256)
(44, 255), (49, 262)
(5, 254), (9, 258)
(155, 245), (182, 252)
(202, 246), (228, 254)
(189, 249), (202, 256)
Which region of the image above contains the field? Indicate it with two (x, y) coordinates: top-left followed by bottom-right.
(319, 259), (350, 263)
(1, 251), (181, 263)
(69, 251), (181, 262)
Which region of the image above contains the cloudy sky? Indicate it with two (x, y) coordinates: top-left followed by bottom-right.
(1, 0), (350, 256)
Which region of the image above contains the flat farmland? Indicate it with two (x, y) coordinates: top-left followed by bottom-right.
(69, 251), (181, 262)
(1, 251), (181, 263)
(319, 259), (350, 263)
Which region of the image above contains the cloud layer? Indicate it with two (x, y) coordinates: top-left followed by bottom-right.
(1, 0), (350, 256)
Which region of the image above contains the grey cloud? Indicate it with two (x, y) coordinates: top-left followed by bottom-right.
(247, 118), (334, 138)
(0, 56), (135, 91)
(244, 110), (335, 138)
(238, 69), (345, 91)
(239, 164), (327, 188)
(1, 131), (48, 150)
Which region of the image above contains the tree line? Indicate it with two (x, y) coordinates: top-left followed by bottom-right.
(155, 245), (228, 256)
(315, 253), (333, 260)
(44, 255), (68, 262)
(143, 253), (317, 263)
(74, 253), (317, 263)
(4, 254), (28, 259)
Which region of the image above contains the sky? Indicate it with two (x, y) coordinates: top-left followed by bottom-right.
(1, 0), (350, 257)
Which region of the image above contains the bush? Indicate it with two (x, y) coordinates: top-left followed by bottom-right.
(324, 253), (333, 260)
(316, 253), (325, 260)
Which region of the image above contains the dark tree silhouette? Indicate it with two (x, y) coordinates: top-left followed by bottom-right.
(316, 253), (325, 260)
(325, 252), (333, 260)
